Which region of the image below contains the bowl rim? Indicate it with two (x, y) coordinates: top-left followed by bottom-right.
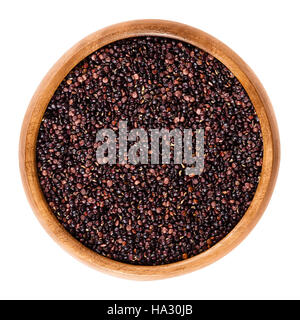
(19, 19), (280, 280)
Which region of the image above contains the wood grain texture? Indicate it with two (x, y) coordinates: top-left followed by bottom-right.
(19, 20), (280, 280)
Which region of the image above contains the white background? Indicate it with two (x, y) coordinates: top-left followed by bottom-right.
(0, 0), (299, 300)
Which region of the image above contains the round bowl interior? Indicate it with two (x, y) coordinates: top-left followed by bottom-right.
(19, 20), (280, 280)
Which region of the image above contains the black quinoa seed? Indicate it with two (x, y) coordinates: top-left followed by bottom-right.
(36, 36), (263, 265)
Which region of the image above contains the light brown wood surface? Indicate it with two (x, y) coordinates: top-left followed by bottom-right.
(19, 20), (280, 280)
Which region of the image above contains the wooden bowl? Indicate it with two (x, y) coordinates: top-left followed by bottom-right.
(19, 20), (280, 280)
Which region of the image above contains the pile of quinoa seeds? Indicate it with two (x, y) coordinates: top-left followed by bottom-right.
(36, 36), (263, 265)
